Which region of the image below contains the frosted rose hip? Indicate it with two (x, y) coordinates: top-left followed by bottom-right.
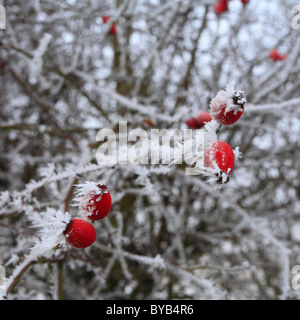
(185, 117), (200, 129)
(204, 140), (235, 183)
(80, 184), (112, 221)
(210, 85), (246, 125)
(196, 111), (212, 127)
(64, 218), (96, 248)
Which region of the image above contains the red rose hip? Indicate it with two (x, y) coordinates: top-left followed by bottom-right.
(204, 140), (235, 183)
(214, 0), (229, 14)
(185, 117), (200, 129)
(196, 111), (212, 127)
(269, 49), (287, 62)
(80, 184), (112, 221)
(211, 103), (244, 125)
(210, 86), (246, 125)
(102, 16), (111, 23)
(64, 218), (96, 248)
(102, 16), (117, 35)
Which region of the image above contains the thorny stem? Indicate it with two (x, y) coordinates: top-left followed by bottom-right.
(4, 256), (66, 299)
(5, 261), (34, 297)
(57, 260), (64, 300)
(63, 177), (78, 213)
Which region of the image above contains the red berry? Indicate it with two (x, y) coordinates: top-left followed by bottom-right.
(196, 112), (212, 127)
(64, 218), (96, 248)
(214, 0), (229, 14)
(211, 103), (244, 125)
(102, 16), (111, 23)
(185, 117), (200, 129)
(204, 141), (235, 181)
(210, 87), (246, 125)
(102, 16), (117, 35)
(241, 0), (249, 4)
(80, 184), (112, 221)
(269, 49), (287, 62)
(109, 24), (117, 35)
(269, 49), (280, 61)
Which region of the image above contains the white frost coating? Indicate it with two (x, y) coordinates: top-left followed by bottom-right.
(95, 242), (224, 299)
(28, 33), (53, 84)
(203, 119), (219, 148)
(31, 208), (71, 248)
(5, 209), (71, 297)
(291, 223), (300, 242)
(202, 120), (221, 179)
(73, 181), (109, 219)
(210, 85), (247, 117)
(0, 191), (10, 208)
(233, 146), (242, 161)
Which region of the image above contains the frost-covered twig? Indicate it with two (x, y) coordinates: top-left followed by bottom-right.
(252, 38), (300, 103)
(0, 163), (113, 211)
(246, 98), (300, 113)
(4, 208), (71, 298)
(28, 33), (52, 84)
(95, 242), (225, 299)
(192, 177), (291, 299)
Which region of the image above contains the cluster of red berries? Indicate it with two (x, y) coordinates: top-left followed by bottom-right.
(269, 49), (287, 62)
(101, 12), (287, 65)
(206, 87), (246, 183)
(212, 2), (288, 63)
(102, 16), (117, 35)
(186, 86), (246, 183)
(214, 0), (249, 15)
(64, 184), (112, 249)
